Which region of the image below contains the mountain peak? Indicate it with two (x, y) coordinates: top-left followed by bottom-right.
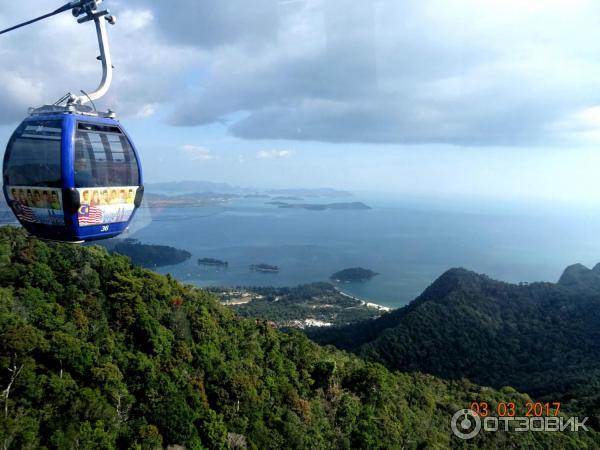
(558, 263), (600, 288)
(414, 267), (489, 304)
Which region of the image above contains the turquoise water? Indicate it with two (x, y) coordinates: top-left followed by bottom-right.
(124, 196), (600, 308)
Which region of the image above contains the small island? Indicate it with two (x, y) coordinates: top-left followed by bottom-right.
(266, 201), (371, 211)
(250, 263), (280, 273)
(198, 257), (228, 267)
(272, 196), (304, 201)
(330, 267), (378, 283)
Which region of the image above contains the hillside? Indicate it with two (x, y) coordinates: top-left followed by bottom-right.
(0, 226), (595, 449)
(310, 266), (600, 423)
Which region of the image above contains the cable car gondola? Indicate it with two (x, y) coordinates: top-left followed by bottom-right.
(1, 0), (143, 242)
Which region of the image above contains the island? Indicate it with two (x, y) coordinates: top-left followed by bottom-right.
(198, 257), (229, 267)
(142, 192), (238, 208)
(101, 239), (192, 268)
(266, 201), (371, 211)
(250, 263), (280, 273)
(272, 196), (304, 201)
(243, 194), (270, 199)
(266, 187), (353, 198)
(330, 267), (378, 282)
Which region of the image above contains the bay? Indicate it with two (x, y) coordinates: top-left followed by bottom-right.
(125, 196), (600, 308)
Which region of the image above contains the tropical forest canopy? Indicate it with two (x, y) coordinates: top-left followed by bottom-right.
(310, 265), (600, 426)
(0, 227), (596, 449)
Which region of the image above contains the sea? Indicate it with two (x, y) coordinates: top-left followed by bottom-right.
(123, 195), (600, 309)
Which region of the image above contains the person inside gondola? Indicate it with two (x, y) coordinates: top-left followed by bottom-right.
(25, 190), (33, 207)
(10, 188), (19, 205)
(74, 156), (93, 187)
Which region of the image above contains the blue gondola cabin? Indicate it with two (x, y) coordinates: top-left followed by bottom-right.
(3, 113), (143, 242)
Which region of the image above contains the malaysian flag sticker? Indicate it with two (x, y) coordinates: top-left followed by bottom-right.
(78, 204), (103, 226)
(14, 203), (38, 223)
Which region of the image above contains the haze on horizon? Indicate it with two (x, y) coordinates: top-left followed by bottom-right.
(1, 0), (600, 208)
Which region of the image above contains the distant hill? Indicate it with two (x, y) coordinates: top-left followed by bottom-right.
(0, 226), (594, 448)
(146, 180), (243, 194)
(268, 201), (371, 211)
(142, 192), (238, 208)
(266, 188), (353, 198)
(146, 180), (353, 198)
(310, 265), (600, 422)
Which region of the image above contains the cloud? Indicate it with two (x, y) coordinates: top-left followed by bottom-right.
(134, 103), (159, 118)
(128, 0), (280, 49)
(162, 0), (600, 146)
(0, 2), (200, 122)
(181, 144), (214, 161)
(549, 106), (600, 145)
(256, 149), (295, 159)
(3, 0), (600, 147)
(0, 71), (44, 123)
(119, 9), (154, 31)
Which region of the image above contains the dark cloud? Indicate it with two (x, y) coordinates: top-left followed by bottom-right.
(2, 0), (600, 146)
(128, 0), (281, 49)
(161, 0), (600, 145)
(228, 94), (571, 146)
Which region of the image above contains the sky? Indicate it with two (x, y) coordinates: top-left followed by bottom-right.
(1, 0), (600, 207)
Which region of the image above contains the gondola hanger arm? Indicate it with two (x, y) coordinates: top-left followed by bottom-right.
(0, 0), (116, 106)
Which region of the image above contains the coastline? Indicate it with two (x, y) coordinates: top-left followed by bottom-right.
(334, 287), (392, 312)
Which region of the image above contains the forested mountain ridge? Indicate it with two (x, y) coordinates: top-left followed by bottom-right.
(310, 265), (600, 422)
(558, 263), (600, 289)
(0, 226), (596, 449)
